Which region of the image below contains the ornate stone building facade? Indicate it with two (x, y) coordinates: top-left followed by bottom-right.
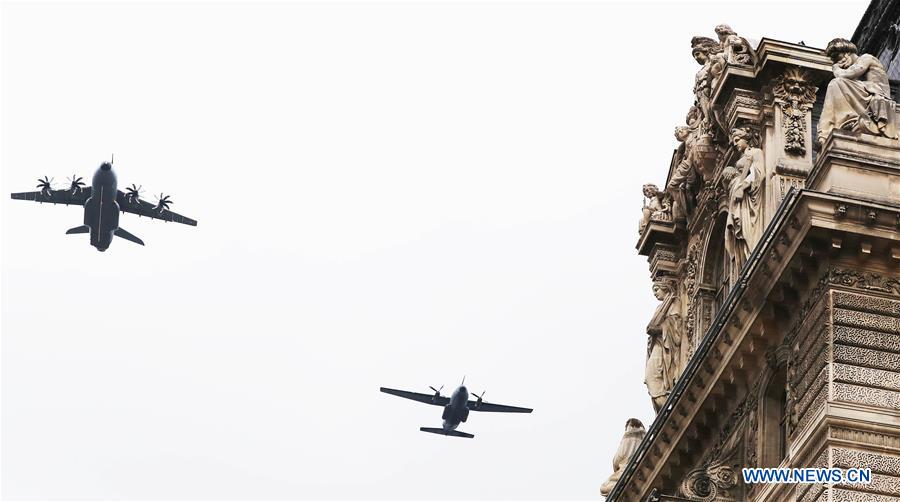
(602, 12), (900, 502)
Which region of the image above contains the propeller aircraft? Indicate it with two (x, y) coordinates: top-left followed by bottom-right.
(380, 378), (532, 438)
(10, 160), (197, 252)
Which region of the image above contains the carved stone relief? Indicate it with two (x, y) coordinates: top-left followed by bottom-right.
(772, 67), (818, 156)
(678, 462), (738, 501)
(828, 267), (900, 294)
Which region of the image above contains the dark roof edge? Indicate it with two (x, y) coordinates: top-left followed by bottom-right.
(851, 0), (879, 44)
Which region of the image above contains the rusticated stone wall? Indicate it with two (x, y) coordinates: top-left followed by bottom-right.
(790, 287), (830, 440)
(688, 270), (900, 502)
(832, 447), (900, 501)
(795, 449), (828, 502)
(831, 290), (900, 411)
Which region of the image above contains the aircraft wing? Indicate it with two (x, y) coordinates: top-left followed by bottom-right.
(10, 188), (91, 206)
(380, 387), (450, 406)
(468, 400), (533, 413)
(116, 191), (198, 226)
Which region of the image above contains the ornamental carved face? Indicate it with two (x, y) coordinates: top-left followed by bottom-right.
(774, 68), (817, 104)
(783, 69), (809, 96)
(692, 50), (708, 65)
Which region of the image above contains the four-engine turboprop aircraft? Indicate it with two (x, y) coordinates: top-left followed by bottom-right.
(10, 161), (197, 251)
(380, 378), (532, 438)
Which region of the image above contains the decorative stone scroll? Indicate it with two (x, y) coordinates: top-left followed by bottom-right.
(678, 462), (738, 501)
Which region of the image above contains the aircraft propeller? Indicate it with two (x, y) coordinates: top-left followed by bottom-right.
(125, 184), (143, 203)
(154, 193), (173, 212)
(429, 385), (443, 403)
(472, 390), (486, 408)
(68, 174), (85, 194)
(36, 176), (54, 195)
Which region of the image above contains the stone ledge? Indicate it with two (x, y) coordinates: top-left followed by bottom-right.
(808, 131), (900, 206)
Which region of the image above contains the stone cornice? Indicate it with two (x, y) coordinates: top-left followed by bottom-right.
(710, 38), (833, 108)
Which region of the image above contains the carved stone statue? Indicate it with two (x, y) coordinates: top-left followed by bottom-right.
(772, 68), (818, 156)
(691, 36), (727, 136)
(645, 277), (683, 412)
(723, 127), (766, 283)
(672, 107), (719, 187)
(668, 126), (698, 221)
(639, 184), (672, 233)
(714, 24), (757, 67)
(600, 419), (646, 496)
(817, 38), (899, 147)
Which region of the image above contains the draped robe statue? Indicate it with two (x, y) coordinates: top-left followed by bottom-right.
(645, 279), (683, 413)
(600, 419), (646, 497)
(723, 128), (766, 284)
(817, 38), (898, 147)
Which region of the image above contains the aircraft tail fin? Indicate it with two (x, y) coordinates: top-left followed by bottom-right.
(114, 227), (145, 246)
(419, 427), (474, 438)
(66, 225), (90, 235)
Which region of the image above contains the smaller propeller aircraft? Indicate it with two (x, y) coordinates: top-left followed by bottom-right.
(380, 378), (532, 438)
(10, 160), (197, 252)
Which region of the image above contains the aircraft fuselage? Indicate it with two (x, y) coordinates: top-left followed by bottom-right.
(83, 163), (119, 252)
(440, 385), (470, 431)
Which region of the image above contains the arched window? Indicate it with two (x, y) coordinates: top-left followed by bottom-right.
(761, 365), (789, 467)
(703, 212), (730, 312)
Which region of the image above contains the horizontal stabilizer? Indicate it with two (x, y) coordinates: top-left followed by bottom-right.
(114, 227), (145, 246)
(66, 225), (90, 235)
(419, 427), (474, 438)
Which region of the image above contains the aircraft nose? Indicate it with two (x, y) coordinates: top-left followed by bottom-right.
(100, 162), (112, 171)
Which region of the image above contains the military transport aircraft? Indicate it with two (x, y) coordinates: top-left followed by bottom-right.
(380, 378), (532, 438)
(10, 161), (197, 252)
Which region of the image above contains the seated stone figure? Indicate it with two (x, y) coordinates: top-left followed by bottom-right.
(817, 38), (898, 147)
(600, 419), (646, 497)
(715, 24), (757, 67)
(639, 184), (672, 234)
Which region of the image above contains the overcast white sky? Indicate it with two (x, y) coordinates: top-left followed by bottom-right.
(1, 1), (868, 499)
